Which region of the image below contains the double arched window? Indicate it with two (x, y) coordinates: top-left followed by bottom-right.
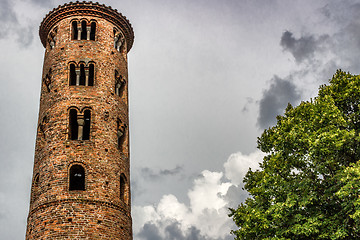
(69, 62), (95, 86)
(72, 20), (96, 41)
(113, 28), (125, 52)
(69, 108), (91, 140)
(48, 27), (57, 49)
(115, 70), (126, 98)
(69, 164), (85, 191)
(117, 119), (127, 151)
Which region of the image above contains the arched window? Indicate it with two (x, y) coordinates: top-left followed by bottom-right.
(72, 21), (78, 40)
(83, 110), (91, 140)
(114, 29), (124, 52)
(79, 63), (86, 86)
(69, 109), (78, 140)
(69, 64), (77, 85)
(48, 27), (57, 49)
(43, 68), (52, 92)
(33, 173), (39, 187)
(81, 20), (87, 40)
(115, 70), (121, 96)
(69, 62), (95, 86)
(120, 174), (127, 202)
(88, 63), (94, 86)
(69, 165), (85, 191)
(90, 22), (96, 41)
(117, 119), (126, 151)
(115, 71), (126, 98)
(119, 79), (126, 99)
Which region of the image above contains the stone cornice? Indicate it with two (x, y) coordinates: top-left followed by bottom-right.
(39, 1), (134, 52)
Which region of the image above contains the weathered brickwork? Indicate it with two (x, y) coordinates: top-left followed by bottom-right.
(26, 2), (134, 239)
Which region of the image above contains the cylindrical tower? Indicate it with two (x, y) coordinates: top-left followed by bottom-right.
(26, 2), (134, 239)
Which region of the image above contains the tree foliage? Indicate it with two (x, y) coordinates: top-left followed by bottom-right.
(230, 70), (360, 239)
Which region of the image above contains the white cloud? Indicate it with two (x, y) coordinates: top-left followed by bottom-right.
(133, 150), (265, 240)
(224, 151), (264, 186)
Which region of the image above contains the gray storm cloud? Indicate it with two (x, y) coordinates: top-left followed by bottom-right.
(140, 165), (183, 180)
(280, 30), (329, 63)
(137, 222), (207, 240)
(257, 76), (301, 129)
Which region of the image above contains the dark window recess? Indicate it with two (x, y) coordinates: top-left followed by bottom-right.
(81, 21), (87, 40)
(69, 165), (85, 191)
(79, 64), (86, 86)
(34, 174), (39, 186)
(69, 109), (78, 140)
(117, 120), (126, 151)
(72, 21), (78, 40)
(88, 64), (94, 86)
(70, 64), (76, 85)
(90, 22), (96, 41)
(83, 110), (91, 140)
(119, 80), (126, 98)
(120, 174), (126, 201)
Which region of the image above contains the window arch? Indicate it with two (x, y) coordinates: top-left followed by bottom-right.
(48, 27), (57, 49)
(72, 21), (78, 40)
(43, 68), (52, 92)
(33, 173), (39, 187)
(117, 119), (126, 151)
(69, 108), (91, 140)
(81, 20), (87, 40)
(71, 20), (96, 41)
(83, 109), (91, 140)
(120, 173), (128, 203)
(69, 62), (95, 86)
(115, 70), (126, 98)
(69, 164), (85, 191)
(69, 109), (78, 140)
(88, 63), (95, 86)
(90, 22), (96, 41)
(79, 63), (86, 86)
(69, 63), (77, 85)
(113, 28), (125, 52)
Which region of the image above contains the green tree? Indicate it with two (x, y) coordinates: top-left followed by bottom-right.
(230, 70), (360, 239)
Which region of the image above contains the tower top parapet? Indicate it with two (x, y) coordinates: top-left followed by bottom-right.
(39, 1), (134, 51)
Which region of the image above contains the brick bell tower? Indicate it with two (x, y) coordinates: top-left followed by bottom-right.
(26, 2), (134, 239)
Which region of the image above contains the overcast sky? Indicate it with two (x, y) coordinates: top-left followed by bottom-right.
(1, 0), (360, 239)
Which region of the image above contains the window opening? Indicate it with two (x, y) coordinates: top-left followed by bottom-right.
(114, 30), (124, 52)
(72, 21), (78, 40)
(119, 79), (126, 99)
(69, 64), (76, 85)
(120, 174), (127, 202)
(34, 174), (39, 187)
(69, 165), (85, 191)
(81, 21), (87, 40)
(43, 68), (52, 92)
(83, 110), (91, 140)
(90, 22), (96, 41)
(79, 64), (86, 86)
(69, 109), (78, 140)
(117, 119), (126, 151)
(48, 28), (57, 49)
(88, 63), (94, 86)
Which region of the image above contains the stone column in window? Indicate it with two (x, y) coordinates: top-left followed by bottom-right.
(85, 68), (89, 86)
(77, 116), (85, 140)
(75, 68), (80, 86)
(114, 35), (118, 49)
(86, 26), (91, 40)
(115, 82), (121, 96)
(77, 22), (82, 40)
